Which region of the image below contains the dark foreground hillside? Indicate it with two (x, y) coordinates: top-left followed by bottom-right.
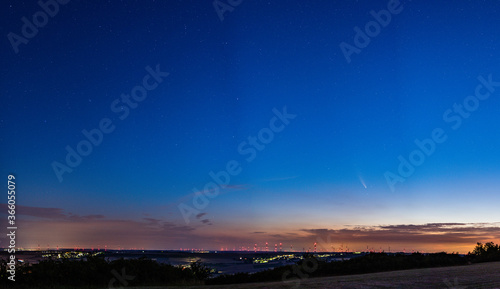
(165, 261), (500, 289)
(2, 243), (498, 288)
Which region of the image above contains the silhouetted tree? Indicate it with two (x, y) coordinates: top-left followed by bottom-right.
(189, 260), (212, 281)
(470, 242), (500, 262)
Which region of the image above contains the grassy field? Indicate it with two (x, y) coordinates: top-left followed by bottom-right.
(127, 261), (500, 288)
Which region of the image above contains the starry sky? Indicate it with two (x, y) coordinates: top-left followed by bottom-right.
(1, 0), (500, 253)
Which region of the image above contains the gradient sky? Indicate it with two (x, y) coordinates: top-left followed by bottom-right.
(1, 0), (500, 253)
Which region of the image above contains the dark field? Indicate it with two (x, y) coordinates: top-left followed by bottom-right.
(160, 261), (500, 289)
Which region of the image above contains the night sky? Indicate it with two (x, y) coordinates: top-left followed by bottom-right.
(1, 0), (500, 253)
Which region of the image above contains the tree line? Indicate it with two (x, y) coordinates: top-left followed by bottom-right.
(0, 256), (210, 288)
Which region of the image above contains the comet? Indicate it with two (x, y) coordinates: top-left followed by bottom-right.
(358, 175), (367, 189)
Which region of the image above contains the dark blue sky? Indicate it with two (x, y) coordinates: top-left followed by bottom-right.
(1, 0), (500, 252)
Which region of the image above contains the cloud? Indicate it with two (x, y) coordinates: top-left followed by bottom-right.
(67, 214), (105, 221)
(4, 204), (498, 253)
(195, 213), (212, 226)
(143, 217), (162, 226)
(260, 176), (298, 182)
(0, 204), (104, 221)
(220, 184), (249, 190)
(205, 223), (500, 253)
(201, 219), (212, 225)
(0, 203), (199, 249)
(299, 223), (500, 246)
(2, 217), (197, 250)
